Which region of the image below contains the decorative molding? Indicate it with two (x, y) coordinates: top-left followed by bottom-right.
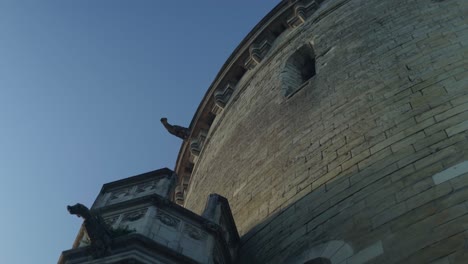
(122, 208), (147, 223)
(156, 211), (180, 228)
(189, 130), (208, 156)
(244, 39), (273, 70)
(104, 215), (120, 226)
(214, 82), (237, 109)
(184, 224), (207, 241)
(287, 0), (319, 28)
(135, 181), (156, 193)
(175, 185), (184, 205)
(110, 188), (131, 200)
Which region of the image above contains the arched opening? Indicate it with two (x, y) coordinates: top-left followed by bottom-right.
(281, 43), (316, 97)
(304, 257), (332, 264)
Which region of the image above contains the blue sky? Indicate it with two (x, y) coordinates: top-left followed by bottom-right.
(0, 1), (279, 263)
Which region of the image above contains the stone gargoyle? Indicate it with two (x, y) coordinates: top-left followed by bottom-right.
(67, 203), (112, 258)
(160, 117), (190, 140)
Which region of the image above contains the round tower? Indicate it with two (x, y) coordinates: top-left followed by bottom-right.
(175, 0), (468, 263)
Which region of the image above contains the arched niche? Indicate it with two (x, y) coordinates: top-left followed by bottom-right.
(281, 43), (316, 97)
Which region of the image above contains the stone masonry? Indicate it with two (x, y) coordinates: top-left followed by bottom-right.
(179, 0), (468, 263)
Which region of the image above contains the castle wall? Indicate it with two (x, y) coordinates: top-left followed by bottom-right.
(184, 0), (468, 263)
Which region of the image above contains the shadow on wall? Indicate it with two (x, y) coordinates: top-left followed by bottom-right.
(236, 166), (388, 264)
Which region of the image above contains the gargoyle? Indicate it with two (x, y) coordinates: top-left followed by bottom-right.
(67, 203), (112, 258)
(160, 117), (190, 140)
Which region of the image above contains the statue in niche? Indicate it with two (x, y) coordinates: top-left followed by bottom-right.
(67, 203), (112, 258)
(160, 117), (190, 140)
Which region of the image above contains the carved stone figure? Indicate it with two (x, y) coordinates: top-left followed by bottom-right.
(67, 203), (112, 258)
(160, 117), (190, 140)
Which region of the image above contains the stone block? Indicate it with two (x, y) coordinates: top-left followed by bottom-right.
(424, 111), (468, 135)
(321, 240), (345, 258)
(412, 130), (447, 151)
(415, 102), (452, 123)
(390, 131), (426, 153)
(450, 93), (468, 107)
(432, 160), (468, 185)
(395, 177), (434, 203)
(358, 147), (393, 171)
(342, 149), (370, 171)
(347, 240), (384, 264)
(330, 242), (354, 264)
(435, 102), (468, 122)
(401, 233), (465, 264)
(371, 202), (407, 228)
(405, 182), (453, 211)
(446, 120), (468, 136)
(413, 145), (458, 170)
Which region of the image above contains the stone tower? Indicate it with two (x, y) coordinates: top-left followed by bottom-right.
(60, 0), (468, 263)
(174, 0), (468, 263)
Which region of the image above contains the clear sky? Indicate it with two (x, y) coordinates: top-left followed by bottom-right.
(0, 1), (279, 263)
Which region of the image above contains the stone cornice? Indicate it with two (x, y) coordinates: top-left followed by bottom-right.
(175, 0), (335, 205)
(60, 234), (200, 264)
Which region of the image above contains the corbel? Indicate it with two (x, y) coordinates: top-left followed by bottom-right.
(287, 0), (319, 28)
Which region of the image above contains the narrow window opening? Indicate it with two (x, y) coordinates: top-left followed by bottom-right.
(281, 43), (316, 98)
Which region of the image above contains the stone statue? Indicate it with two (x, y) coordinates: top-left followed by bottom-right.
(160, 117), (190, 140)
(67, 203), (112, 258)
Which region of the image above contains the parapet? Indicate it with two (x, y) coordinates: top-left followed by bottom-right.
(60, 168), (240, 264)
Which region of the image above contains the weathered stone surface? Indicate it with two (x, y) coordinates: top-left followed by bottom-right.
(432, 160), (468, 185)
(176, 0), (468, 263)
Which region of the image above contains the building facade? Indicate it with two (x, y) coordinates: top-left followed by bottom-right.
(176, 0), (468, 263)
(61, 0), (468, 263)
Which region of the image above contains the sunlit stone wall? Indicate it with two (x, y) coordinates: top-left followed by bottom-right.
(183, 0), (468, 262)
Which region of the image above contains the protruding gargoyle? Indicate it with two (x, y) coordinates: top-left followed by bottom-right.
(160, 117), (190, 140)
(67, 203), (112, 258)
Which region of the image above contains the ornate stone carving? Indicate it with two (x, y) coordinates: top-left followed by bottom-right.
(156, 211), (180, 228)
(189, 130), (208, 156)
(214, 82), (236, 109)
(184, 224), (207, 241)
(202, 220), (220, 232)
(110, 188), (130, 200)
(67, 203), (112, 259)
(104, 215), (120, 226)
(122, 208), (147, 222)
(135, 181), (156, 193)
(287, 0), (319, 28)
(244, 39), (272, 70)
(175, 185), (184, 205)
(160, 117), (190, 140)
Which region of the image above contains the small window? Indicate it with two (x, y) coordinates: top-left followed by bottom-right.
(281, 43), (316, 97)
(304, 257), (331, 264)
